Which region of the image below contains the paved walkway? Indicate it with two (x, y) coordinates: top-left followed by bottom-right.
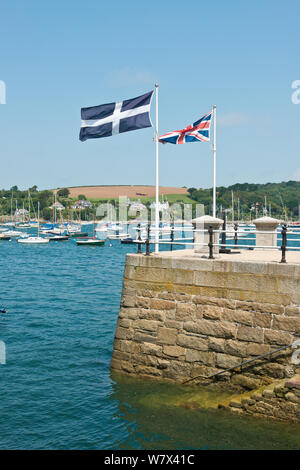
(154, 248), (300, 264)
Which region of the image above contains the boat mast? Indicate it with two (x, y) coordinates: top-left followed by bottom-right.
(10, 192), (13, 224)
(28, 190), (31, 222)
(38, 202), (40, 237)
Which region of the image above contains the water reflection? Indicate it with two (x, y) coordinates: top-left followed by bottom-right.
(110, 372), (300, 450)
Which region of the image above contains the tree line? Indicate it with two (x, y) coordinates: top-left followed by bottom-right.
(188, 180), (300, 220)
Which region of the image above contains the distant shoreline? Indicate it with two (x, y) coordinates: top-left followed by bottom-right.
(52, 185), (188, 199)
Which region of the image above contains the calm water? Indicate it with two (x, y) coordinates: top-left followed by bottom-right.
(0, 228), (299, 450)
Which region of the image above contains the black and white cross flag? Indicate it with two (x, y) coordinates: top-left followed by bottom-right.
(79, 90), (154, 142)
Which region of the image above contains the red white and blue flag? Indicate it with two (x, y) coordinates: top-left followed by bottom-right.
(159, 110), (212, 145)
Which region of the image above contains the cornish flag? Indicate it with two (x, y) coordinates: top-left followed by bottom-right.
(159, 110), (212, 144)
(80, 91), (154, 142)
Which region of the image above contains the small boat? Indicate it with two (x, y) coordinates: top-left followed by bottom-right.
(76, 237), (105, 246)
(18, 236), (49, 244)
(17, 223), (31, 228)
(121, 236), (136, 244)
(0, 234), (11, 241)
(68, 232), (89, 238)
(48, 235), (69, 242)
(76, 215), (104, 246)
(17, 203), (49, 245)
(4, 230), (24, 237)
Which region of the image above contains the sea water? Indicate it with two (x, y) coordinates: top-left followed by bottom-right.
(0, 228), (299, 450)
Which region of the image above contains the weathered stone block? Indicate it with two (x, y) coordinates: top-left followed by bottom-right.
(264, 329), (293, 346)
(246, 343), (270, 356)
(253, 312), (272, 328)
(253, 362), (287, 379)
(119, 307), (139, 320)
(115, 327), (134, 340)
(237, 326), (264, 343)
(241, 397), (256, 406)
(232, 375), (261, 390)
(253, 302), (284, 315)
(262, 389), (274, 398)
(157, 327), (178, 345)
(138, 308), (165, 322)
(272, 316), (300, 333)
(235, 300), (254, 312)
(141, 342), (162, 357)
(135, 319), (159, 333)
(184, 319), (236, 339)
(135, 296), (151, 308)
(134, 365), (162, 377)
(174, 269), (195, 285)
(163, 345), (186, 358)
(176, 303), (196, 320)
(285, 376), (300, 389)
(225, 340), (248, 357)
(118, 318), (132, 329)
(177, 333), (208, 351)
(162, 360), (192, 380)
(208, 337), (225, 353)
(285, 392), (299, 403)
(202, 305), (223, 320)
(121, 295), (136, 307)
(251, 392), (262, 401)
(134, 331), (157, 344)
(186, 349), (215, 365)
(165, 320), (183, 330)
(216, 353), (241, 369)
(136, 289), (157, 298)
(230, 400), (242, 408)
(222, 308), (253, 326)
(285, 306), (300, 317)
(150, 298), (175, 311)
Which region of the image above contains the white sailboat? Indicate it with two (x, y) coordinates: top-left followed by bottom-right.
(18, 202), (49, 244)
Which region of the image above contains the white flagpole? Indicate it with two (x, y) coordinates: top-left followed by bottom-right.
(155, 84), (159, 253)
(213, 105), (217, 217)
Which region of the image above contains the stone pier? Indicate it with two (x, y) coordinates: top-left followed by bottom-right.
(111, 249), (300, 391)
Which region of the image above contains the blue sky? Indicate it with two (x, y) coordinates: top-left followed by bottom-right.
(0, 0), (299, 190)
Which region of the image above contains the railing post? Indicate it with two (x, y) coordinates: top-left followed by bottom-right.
(137, 223), (142, 254)
(170, 223), (174, 251)
(234, 223), (238, 248)
(208, 225), (214, 259)
(145, 222), (151, 256)
(221, 210), (226, 248)
(281, 224), (287, 263)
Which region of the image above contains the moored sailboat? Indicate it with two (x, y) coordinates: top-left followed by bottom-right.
(18, 203), (49, 245)
(76, 215), (105, 246)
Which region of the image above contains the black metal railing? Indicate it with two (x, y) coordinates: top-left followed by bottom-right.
(182, 343), (293, 385)
(131, 221), (300, 264)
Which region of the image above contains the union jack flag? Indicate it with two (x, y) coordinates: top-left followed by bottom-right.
(159, 110), (212, 144)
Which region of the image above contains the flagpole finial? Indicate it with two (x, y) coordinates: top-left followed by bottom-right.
(155, 83), (159, 88)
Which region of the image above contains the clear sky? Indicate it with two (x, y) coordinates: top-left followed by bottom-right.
(0, 0), (299, 191)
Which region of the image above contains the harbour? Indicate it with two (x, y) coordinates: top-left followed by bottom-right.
(1, 0), (300, 454)
(0, 232), (300, 449)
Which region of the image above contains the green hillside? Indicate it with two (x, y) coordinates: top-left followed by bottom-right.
(1, 181), (300, 221)
(187, 181), (300, 220)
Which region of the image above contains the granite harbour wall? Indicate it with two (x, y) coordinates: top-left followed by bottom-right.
(111, 251), (300, 392)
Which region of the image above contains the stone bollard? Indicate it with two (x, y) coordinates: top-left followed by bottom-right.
(252, 216), (280, 248)
(192, 215), (224, 255)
